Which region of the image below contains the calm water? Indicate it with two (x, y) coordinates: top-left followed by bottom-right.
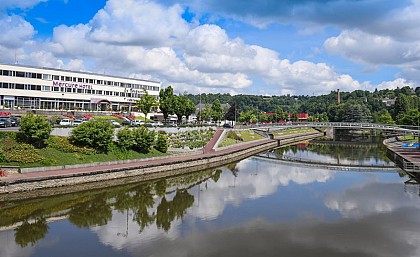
(1, 144), (420, 257)
(270, 142), (395, 166)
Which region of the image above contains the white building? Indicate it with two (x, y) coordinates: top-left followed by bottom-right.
(0, 64), (160, 112)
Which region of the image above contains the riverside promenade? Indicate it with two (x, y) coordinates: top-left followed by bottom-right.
(0, 130), (323, 198)
(385, 137), (420, 180)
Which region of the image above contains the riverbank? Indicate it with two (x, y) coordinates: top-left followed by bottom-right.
(0, 131), (323, 199)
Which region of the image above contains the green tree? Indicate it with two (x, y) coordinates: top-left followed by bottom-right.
(374, 109), (395, 124)
(19, 113), (52, 147)
(136, 89), (157, 120)
(211, 99), (224, 122)
(225, 103), (239, 121)
(397, 109), (420, 126)
(201, 105), (212, 122)
(159, 86), (175, 121)
(70, 120), (114, 153)
(341, 103), (372, 123)
(155, 131), (168, 153)
(394, 94), (413, 118)
(173, 95), (195, 123)
(132, 126), (155, 153)
(116, 127), (134, 150)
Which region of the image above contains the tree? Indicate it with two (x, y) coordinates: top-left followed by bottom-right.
(341, 103), (372, 123)
(201, 105), (212, 122)
(155, 131), (168, 153)
(224, 103), (239, 122)
(374, 109), (395, 124)
(116, 127), (134, 150)
(397, 109), (420, 126)
(394, 94), (413, 119)
(211, 99), (224, 123)
(173, 95), (195, 123)
(136, 89), (157, 120)
(159, 86), (175, 121)
(132, 126), (155, 153)
(19, 113), (52, 147)
(70, 120), (114, 153)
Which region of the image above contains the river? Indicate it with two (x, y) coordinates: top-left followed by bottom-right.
(1, 143), (419, 257)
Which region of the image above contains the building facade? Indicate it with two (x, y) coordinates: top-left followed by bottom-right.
(0, 64), (161, 112)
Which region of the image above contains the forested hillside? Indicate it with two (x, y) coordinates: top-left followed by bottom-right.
(185, 86), (420, 125)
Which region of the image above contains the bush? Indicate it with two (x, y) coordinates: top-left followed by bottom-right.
(70, 120), (114, 153)
(3, 143), (44, 163)
(132, 127), (155, 153)
(226, 131), (243, 142)
(116, 127), (134, 150)
(19, 113), (52, 148)
(155, 132), (168, 153)
(46, 136), (95, 155)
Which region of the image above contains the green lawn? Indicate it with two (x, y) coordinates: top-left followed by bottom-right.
(0, 132), (168, 168)
(219, 130), (265, 148)
(272, 127), (318, 137)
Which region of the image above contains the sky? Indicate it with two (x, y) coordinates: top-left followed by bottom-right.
(1, 0), (420, 96)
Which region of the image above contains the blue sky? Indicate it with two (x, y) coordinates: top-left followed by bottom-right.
(0, 0), (419, 95)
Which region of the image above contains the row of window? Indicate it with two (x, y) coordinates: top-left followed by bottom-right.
(0, 69), (160, 91)
(0, 82), (159, 99)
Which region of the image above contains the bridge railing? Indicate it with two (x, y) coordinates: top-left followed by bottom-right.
(251, 122), (420, 134)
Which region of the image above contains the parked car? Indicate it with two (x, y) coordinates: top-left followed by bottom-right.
(8, 116), (20, 127)
(151, 121), (163, 127)
(223, 123), (233, 128)
(132, 120), (144, 126)
(0, 118), (12, 128)
(108, 120), (121, 127)
(59, 118), (71, 126)
(72, 119), (83, 126)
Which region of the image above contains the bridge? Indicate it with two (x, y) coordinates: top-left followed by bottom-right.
(251, 122), (420, 135)
(253, 154), (400, 173)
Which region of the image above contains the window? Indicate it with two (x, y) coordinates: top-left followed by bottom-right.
(77, 89), (83, 93)
(78, 78), (83, 82)
(53, 87), (60, 92)
(66, 88), (72, 92)
(53, 75), (59, 80)
(16, 71), (24, 77)
(86, 89), (92, 94)
(96, 90), (103, 95)
(65, 76), (72, 81)
(15, 84), (24, 90)
(42, 74), (52, 80)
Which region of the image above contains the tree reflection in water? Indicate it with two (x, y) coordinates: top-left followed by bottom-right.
(0, 168), (221, 247)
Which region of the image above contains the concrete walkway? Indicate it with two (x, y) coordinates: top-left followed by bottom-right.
(0, 129), (266, 183)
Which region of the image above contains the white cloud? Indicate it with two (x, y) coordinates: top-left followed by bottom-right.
(0, 15), (36, 49)
(0, 0), (417, 95)
(0, 0), (46, 11)
(88, 0), (190, 47)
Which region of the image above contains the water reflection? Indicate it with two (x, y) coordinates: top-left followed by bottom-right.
(0, 147), (419, 257)
(270, 143), (394, 166)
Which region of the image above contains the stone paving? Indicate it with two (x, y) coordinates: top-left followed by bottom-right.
(0, 128), (274, 184)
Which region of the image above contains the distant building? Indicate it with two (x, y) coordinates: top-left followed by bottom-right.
(0, 64), (160, 112)
(382, 98), (396, 106)
(195, 103), (230, 114)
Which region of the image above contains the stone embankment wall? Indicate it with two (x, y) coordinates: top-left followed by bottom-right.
(0, 133), (322, 198)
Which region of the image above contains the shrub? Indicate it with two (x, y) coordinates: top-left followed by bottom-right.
(155, 132), (168, 153)
(226, 131), (243, 142)
(4, 143), (44, 163)
(132, 127), (155, 153)
(116, 127), (134, 150)
(70, 120), (114, 153)
(19, 113), (52, 148)
(46, 136), (95, 155)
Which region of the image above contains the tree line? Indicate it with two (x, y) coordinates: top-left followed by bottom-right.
(181, 86), (420, 125)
